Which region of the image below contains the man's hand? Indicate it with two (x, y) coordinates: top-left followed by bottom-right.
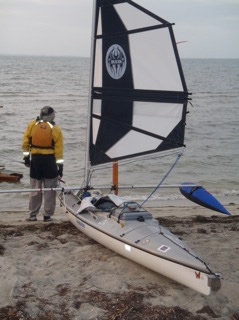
(58, 164), (63, 177)
(23, 156), (30, 168)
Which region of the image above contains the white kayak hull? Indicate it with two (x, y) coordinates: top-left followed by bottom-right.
(60, 191), (221, 295)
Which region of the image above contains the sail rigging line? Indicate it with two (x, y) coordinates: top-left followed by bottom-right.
(85, 148), (184, 188)
(176, 41), (188, 45)
(140, 152), (183, 208)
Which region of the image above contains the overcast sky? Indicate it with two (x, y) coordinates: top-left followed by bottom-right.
(0, 0), (238, 59)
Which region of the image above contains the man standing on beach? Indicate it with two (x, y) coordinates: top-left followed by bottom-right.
(22, 106), (64, 222)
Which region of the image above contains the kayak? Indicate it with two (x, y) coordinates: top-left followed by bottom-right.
(59, 190), (221, 295)
(180, 183), (231, 215)
(0, 172), (23, 183)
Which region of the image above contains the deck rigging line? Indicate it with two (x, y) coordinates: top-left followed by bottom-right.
(140, 152), (183, 207)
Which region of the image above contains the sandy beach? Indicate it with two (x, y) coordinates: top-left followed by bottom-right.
(0, 203), (239, 320)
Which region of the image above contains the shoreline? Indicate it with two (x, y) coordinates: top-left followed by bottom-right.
(0, 205), (239, 319)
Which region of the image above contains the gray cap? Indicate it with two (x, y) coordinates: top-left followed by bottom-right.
(40, 106), (55, 117)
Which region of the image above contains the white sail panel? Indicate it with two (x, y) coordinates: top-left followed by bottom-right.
(129, 29), (183, 91)
(114, 3), (163, 31)
(96, 7), (102, 36)
(92, 99), (102, 115)
(94, 28), (183, 91)
(104, 101), (183, 159)
(133, 102), (183, 138)
(93, 118), (101, 145)
(94, 40), (103, 87)
(92, 100), (102, 145)
(106, 131), (161, 159)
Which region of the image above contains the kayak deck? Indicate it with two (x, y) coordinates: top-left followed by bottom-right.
(60, 190), (221, 295)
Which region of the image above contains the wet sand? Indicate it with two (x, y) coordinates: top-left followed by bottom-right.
(0, 203), (239, 320)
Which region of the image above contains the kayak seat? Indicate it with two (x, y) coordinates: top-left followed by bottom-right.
(94, 198), (117, 211)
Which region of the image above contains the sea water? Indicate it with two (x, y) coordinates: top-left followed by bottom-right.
(0, 56), (238, 210)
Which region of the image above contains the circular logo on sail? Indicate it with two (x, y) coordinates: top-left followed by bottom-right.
(106, 44), (127, 80)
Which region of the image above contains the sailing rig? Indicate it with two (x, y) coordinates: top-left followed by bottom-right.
(57, 0), (222, 295)
(84, 0), (189, 188)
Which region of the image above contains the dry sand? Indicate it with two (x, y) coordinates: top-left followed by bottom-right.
(0, 203), (239, 320)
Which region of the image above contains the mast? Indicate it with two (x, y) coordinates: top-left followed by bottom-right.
(84, 0), (97, 188)
(112, 161), (119, 195)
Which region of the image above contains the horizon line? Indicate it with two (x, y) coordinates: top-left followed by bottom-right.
(0, 53), (238, 60)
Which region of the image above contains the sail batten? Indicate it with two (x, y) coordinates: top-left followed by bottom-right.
(93, 88), (189, 104)
(96, 23), (174, 39)
(88, 0), (189, 167)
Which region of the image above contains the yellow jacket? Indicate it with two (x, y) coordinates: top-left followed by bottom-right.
(22, 120), (64, 163)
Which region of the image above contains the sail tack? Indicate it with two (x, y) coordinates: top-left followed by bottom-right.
(89, 0), (189, 166)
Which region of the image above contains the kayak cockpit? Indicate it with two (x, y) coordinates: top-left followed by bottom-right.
(89, 196), (153, 223)
(108, 201), (153, 223)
